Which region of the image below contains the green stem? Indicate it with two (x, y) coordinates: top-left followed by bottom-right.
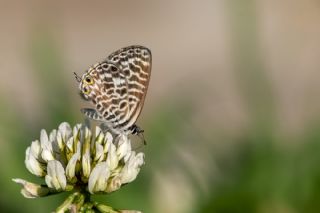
(55, 190), (89, 213)
(82, 188), (91, 203)
(55, 192), (80, 213)
(94, 202), (120, 213)
(55, 189), (135, 213)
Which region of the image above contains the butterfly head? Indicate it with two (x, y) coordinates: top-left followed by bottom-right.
(74, 71), (98, 101)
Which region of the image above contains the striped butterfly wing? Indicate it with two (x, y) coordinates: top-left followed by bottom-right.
(82, 62), (130, 130)
(107, 45), (152, 132)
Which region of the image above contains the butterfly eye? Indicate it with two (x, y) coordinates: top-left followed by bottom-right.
(85, 76), (94, 85)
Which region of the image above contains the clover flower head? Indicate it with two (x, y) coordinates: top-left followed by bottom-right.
(13, 122), (145, 212)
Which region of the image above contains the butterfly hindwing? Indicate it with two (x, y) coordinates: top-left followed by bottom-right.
(107, 45), (152, 130)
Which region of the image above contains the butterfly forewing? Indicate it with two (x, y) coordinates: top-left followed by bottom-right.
(93, 62), (129, 127)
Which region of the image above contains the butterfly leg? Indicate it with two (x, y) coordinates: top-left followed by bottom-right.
(130, 125), (146, 145)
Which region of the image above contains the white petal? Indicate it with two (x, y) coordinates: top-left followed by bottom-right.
(95, 126), (102, 138)
(30, 140), (41, 159)
(40, 129), (54, 162)
(40, 129), (49, 145)
(120, 152), (145, 184)
(49, 129), (57, 143)
(41, 149), (55, 162)
(105, 176), (122, 193)
(103, 137), (112, 153)
(45, 160), (67, 191)
(72, 123), (81, 139)
(58, 122), (72, 140)
(123, 152), (131, 164)
(94, 143), (104, 163)
(65, 136), (74, 153)
(88, 162), (110, 194)
(95, 133), (104, 146)
(81, 126), (92, 180)
(56, 131), (64, 150)
(84, 126), (91, 138)
(12, 178), (50, 198)
(50, 129), (63, 155)
(116, 135), (131, 160)
(107, 143), (118, 170)
(82, 148), (91, 179)
(134, 153), (145, 167)
(25, 147), (45, 177)
(105, 132), (113, 144)
(82, 155), (91, 179)
(65, 143), (81, 181)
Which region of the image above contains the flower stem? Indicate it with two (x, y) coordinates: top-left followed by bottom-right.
(55, 192), (80, 213)
(55, 190), (89, 213)
(94, 202), (121, 213)
(82, 189), (91, 203)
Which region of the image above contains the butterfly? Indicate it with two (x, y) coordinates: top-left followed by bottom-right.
(74, 45), (152, 142)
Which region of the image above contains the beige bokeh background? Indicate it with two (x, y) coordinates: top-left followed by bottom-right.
(1, 1), (320, 212)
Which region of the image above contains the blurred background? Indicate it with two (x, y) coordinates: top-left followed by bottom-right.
(1, 0), (320, 212)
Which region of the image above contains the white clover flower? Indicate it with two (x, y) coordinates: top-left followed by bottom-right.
(14, 122), (145, 212)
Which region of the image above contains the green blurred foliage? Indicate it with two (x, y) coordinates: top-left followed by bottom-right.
(195, 1), (320, 212)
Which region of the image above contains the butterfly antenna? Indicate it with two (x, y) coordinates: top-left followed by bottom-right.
(74, 72), (81, 82)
